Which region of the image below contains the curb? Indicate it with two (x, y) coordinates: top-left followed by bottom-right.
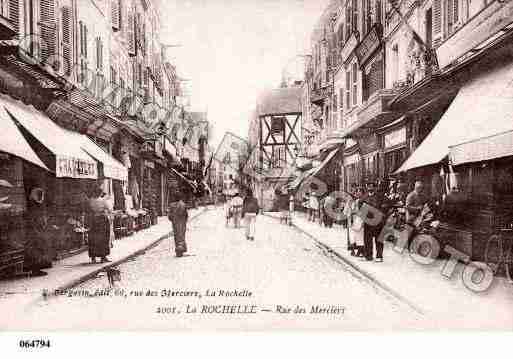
(49, 208), (208, 296)
(263, 212), (424, 315)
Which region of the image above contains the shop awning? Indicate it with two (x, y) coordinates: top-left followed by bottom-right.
(395, 61), (513, 173)
(309, 148), (340, 178)
(450, 129), (513, 165)
(66, 131), (128, 181)
(1, 95), (97, 179)
(170, 168), (197, 191)
(319, 137), (345, 152)
(0, 103), (50, 172)
(286, 170), (311, 191)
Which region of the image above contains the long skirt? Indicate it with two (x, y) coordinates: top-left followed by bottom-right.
(88, 215), (111, 258)
(244, 213), (257, 238)
(172, 219), (188, 255)
(349, 216), (364, 247)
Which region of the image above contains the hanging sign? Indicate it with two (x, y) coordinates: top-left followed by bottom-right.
(56, 156), (97, 179)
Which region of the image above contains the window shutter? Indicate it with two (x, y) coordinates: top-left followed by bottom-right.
(111, 0), (120, 31)
(39, 0), (57, 64)
(453, 0), (459, 24)
(8, 0), (20, 35)
(432, 0), (442, 47)
(61, 6), (72, 76)
(96, 37), (100, 69)
(127, 9), (136, 56)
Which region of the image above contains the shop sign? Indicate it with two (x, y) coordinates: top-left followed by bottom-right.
(355, 26), (381, 66)
(384, 127), (406, 149)
(56, 156), (97, 179)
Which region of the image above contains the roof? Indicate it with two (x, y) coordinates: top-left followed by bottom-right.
(257, 87), (302, 116)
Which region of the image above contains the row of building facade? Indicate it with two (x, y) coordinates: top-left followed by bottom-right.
(0, 0), (208, 273)
(250, 0), (513, 261)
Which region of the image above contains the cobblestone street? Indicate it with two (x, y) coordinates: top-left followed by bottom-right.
(2, 207), (426, 330)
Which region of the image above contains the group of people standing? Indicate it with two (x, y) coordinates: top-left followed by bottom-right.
(344, 182), (385, 262)
(224, 190), (260, 241)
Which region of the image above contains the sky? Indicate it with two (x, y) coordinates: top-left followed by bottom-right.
(159, 0), (330, 147)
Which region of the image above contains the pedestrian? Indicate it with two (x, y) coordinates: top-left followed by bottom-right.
(277, 188), (289, 224)
(87, 185), (112, 264)
(348, 187), (365, 257)
(361, 182), (385, 262)
(322, 192), (336, 228)
(24, 187), (54, 276)
(242, 189), (259, 241)
(168, 193), (189, 257)
(309, 191), (319, 222)
(231, 192), (243, 228)
(224, 194), (232, 227)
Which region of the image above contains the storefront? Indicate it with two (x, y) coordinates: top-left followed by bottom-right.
(395, 54), (513, 261)
(357, 133), (379, 185)
(379, 120), (408, 179)
(344, 150), (361, 191)
(1, 94), (103, 260)
(0, 103), (53, 274)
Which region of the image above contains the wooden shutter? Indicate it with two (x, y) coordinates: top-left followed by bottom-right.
(453, 0), (458, 24)
(79, 22), (88, 58)
(111, 0), (120, 31)
(432, 0), (442, 47)
(61, 6), (72, 76)
(39, 0), (57, 63)
(127, 9), (136, 56)
(8, 0), (20, 35)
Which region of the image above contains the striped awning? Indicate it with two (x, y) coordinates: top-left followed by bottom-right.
(1, 95), (97, 178)
(0, 100), (49, 172)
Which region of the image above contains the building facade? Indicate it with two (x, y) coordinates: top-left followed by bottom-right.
(0, 0), (201, 275)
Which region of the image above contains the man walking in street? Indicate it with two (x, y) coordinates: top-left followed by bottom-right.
(242, 189), (259, 241)
(168, 193), (189, 258)
(361, 182), (385, 262)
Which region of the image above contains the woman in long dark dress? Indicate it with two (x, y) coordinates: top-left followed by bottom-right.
(24, 188), (53, 276)
(87, 186), (112, 263)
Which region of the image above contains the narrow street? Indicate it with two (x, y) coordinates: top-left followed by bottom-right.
(5, 207), (425, 330)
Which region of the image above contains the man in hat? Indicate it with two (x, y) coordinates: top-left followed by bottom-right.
(361, 181), (385, 262)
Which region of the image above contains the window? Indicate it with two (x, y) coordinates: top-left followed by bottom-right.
(352, 0), (358, 32)
(363, 56), (383, 101)
(272, 146), (286, 168)
(345, 69), (351, 109)
(339, 87), (344, 110)
(391, 43), (399, 84)
(352, 62), (358, 106)
(364, 0), (372, 34)
(95, 37), (103, 70)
